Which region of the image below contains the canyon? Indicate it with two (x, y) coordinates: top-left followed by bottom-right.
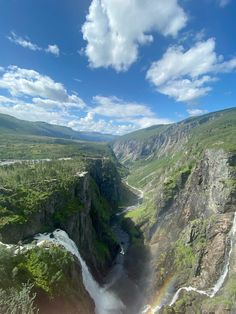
(0, 108), (235, 313)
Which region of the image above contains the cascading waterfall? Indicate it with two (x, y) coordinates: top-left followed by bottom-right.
(34, 230), (124, 314)
(144, 212), (236, 313)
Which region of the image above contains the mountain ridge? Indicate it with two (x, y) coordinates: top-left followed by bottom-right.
(112, 107), (236, 164)
(112, 106), (236, 313)
(0, 113), (118, 142)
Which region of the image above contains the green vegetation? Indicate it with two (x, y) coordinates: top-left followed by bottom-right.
(0, 158), (86, 230)
(175, 242), (196, 270)
(19, 246), (74, 296)
(203, 275), (236, 309)
(114, 109), (236, 246)
(0, 242), (78, 313)
(0, 113), (117, 143)
(90, 178), (118, 264)
(0, 283), (38, 314)
(116, 108), (236, 190)
(115, 124), (169, 142)
(0, 244), (73, 296)
(0, 133), (113, 160)
(174, 218), (209, 274)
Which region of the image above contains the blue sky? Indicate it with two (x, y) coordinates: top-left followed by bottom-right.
(0, 0), (235, 134)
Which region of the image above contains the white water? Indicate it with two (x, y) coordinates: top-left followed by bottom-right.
(169, 286), (210, 307)
(142, 212), (236, 313)
(168, 212), (236, 309)
(116, 181), (144, 217)
(34, 230), (124, 314)
(125, 180), (144, 200)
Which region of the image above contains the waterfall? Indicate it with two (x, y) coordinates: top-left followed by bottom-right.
(169, 287), (210, 307)
(168, 212), (236, 309)
(210, 211), (236, 296)
(34, 230), (124, 314)
(142, 212), (236, 313)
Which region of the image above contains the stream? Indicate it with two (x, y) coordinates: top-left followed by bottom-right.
(32, 182), (145, 314)
(1, 180), (235, 314)
(143, 211), (236, 313)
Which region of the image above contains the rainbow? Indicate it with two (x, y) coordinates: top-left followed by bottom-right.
(141, 274), (177, 313)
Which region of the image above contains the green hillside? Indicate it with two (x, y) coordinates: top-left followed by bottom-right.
(113, 107), (236, 164)
(0, 113), (117, 142)
(112, 108), (236, 313)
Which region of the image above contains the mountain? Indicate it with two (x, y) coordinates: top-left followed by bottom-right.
(0, 107), (236, 314)
(113, 107), (236, 163)
(112, 107), (236, 313)
(0, 113), (118, 142)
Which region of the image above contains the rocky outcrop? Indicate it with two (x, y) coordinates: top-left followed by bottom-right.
(112, 113), (218, 164)
(36, 257), (95, 314)
(140, 149), (236, 311)
(0, 158), (122, 277)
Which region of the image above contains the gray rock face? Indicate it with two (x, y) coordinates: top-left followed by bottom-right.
(119, 148), (236, 313)
(112, 114), (216, 164)
(0, 158), (122, 277)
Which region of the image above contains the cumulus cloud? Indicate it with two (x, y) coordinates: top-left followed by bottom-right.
(0, 66), (84, 106)
(0, 66), (86, 127)
(82, 0), (187, 71)
(86, 95), (172, 134)
(46, 44), (60, 56)
(0, 67), (172, 135)
(92, 96), (153, 118)
(146, 38), (236, 102)
(68, 112), (137, 135)
(0, 98), (68, 125)
(8, 32), (60, 56)
(187, 108), (208, 116)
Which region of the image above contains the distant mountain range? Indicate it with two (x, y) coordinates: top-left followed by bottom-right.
(112, 107), (236, 163)
(0, 113), (118, 142)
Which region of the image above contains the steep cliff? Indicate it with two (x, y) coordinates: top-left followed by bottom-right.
(112, 108), (235, 164)
(112, 108), (236, 313)
(0, 156), (125, 313)
(0, 158), (122, 275)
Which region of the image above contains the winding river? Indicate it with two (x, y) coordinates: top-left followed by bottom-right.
(1, 179), (235, 314)
(34, 182), (145, 314)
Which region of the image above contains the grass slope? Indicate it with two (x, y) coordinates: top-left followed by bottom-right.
(118, 107), (236, 226)
(0, 113), (117, 142)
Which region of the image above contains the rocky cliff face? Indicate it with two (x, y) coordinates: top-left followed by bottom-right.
(0, 158), (122, 277)
(112, 115), (214, 164)
(112, 108), (235, 164)
(112, 109), (236, 313)
(36, 257), (95, 314)
(147, 150), (236, 300)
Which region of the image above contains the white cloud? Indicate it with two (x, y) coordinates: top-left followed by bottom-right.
(8, 32), (60, 56)
(68, 113), (136, 135)
(0, 66), (86, 127)
(0, 100), (67, 125)
(82, 0), (187, 71)
(0, 67), (172, 135)
(146, 38), (236, 102)
(218, 0), (230, 7)
(8, 31), (41, 51)
(68, 111), (171, 135)
(92, 96), (153, 117)
(0, 95), (17, 104)
(187, 108), (208, 116)
(0, 66), (85, 107)
(46, 44), (60, 56)
(84, 95), (172, 134)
